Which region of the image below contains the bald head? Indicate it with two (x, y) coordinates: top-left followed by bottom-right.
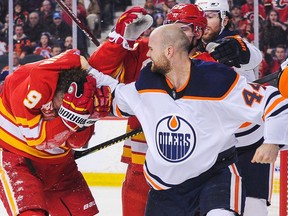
(150, 24), (190, 53)
(147, 24), (191, 76)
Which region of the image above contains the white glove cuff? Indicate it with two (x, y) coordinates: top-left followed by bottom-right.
(58, 106), (90, 130)
(108, 31), (133, 50)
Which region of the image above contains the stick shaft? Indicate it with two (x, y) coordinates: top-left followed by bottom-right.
(55, 0), (100, 46)
(253, 71), (279, 85)
(74, 128), (143, 159)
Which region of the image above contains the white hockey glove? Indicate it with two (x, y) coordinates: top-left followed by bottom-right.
(109, 6), (153, 50)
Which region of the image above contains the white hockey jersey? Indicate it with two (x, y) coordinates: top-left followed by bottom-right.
(233, 41), (264, 148)
(109, 59), (288, 190)
(109, 60), (288, 190)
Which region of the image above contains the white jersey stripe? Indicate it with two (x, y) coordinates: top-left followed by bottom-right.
(0, 149), (19, 215)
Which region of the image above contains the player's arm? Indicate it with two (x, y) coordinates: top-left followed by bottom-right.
(251, 59), (288, 162)
(206, 35), (262, 70)
(11, 51), (109, 150)
(88, 6), (153, 76)
(222, 76), (288, 163)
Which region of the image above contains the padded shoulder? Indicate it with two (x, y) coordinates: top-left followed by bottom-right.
(188, 59), (238, 98)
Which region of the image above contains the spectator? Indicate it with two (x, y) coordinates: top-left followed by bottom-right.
(87, 0), (102, 39)
(63, 35), (73, 50)
(39, 0), (55, 28)
(99, 0), (114, 30)
(144, 0), (155, 14)
(22, 0), (43, 13)
(230, 5), (247, 36)
(14, 1), (29, 25)
(241, 0), (266, 20)
(33, 32), (52, 59)
(262, 9), (288, 53)
(61, 0), (88, 57)
(62, 0), (87, 26)
(274, 44), (287, 65)
(13, 24), (32, 59)
(0, 1), (8, 24)
(0, 14), (9, 43)
(24, 11), (45, 48)
(48, 11), (71, 46)
(162, 0), (178, 14)
(153, 12), (165, 27)
(50, 44), (62, 57)
(0, 40), (6, 55)
(0, 52), (20, 82)
(271, 0), (288, 25)
(263, 44), (288, 75)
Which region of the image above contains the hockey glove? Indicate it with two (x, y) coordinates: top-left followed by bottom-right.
(58, 76), (96, 131)
(109, 6), (153, 50)
(207, 36), (251, 68)
(83, 86), (112, 127)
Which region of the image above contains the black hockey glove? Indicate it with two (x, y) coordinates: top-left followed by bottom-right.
(207, 36), (251, 68)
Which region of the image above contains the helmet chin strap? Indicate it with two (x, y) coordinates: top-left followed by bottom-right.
(219, 11), (227, 36)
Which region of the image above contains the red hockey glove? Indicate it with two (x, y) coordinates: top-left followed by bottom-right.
(66, 125), (94, 148)
(206, 36), (251, 68)
(94, 86), (112, 117)
(58, 76), (96, 131)
(83, 86), (112, 127)
(109, 6), (153, 50)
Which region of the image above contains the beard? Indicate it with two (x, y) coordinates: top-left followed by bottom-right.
(202, 27), (221, 43)
(151, 55), (171, 75)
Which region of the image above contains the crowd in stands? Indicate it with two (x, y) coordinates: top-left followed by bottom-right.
(0, 0), (287, 82)
(0, 0), (132, 81)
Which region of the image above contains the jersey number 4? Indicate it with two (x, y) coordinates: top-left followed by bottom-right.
(242, 83), (263, 107)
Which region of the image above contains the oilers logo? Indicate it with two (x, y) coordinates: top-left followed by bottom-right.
(156, 115), (196, 162)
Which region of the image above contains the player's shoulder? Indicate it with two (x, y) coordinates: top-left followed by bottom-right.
(189, 59), (239, 98)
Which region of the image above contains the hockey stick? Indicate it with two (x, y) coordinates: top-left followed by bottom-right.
(255, 58), (288, 85)
(74, 127), (143, 160)
(55, 0), (100, 46)
(73, 72), (277, 160)
(253, 71), (280, 85)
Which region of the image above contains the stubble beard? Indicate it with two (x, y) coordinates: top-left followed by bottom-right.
(151, 56), (171, 75)
(202, 28), (221, 44)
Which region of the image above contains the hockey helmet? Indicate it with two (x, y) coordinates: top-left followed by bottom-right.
(195, 0), (230, 19)
(165, 4), (207, 32)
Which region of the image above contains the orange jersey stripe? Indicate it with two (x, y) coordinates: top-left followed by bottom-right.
(263, 97), (285, 120)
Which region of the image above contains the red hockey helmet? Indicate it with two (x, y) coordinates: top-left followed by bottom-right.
(165, 4), (207, 32)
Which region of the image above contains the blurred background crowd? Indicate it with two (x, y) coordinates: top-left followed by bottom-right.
(0, 0), (287, 81)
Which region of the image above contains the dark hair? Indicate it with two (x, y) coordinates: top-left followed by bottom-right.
(56, 67), (89, 96)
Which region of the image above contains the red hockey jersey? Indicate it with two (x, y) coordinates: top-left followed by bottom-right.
(0, 49), (89, 164)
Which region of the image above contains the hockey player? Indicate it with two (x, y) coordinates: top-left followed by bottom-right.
(89, 3), (269, 215)
(194, 0), (276, 215)
(195, 0), (262, 81)
(88, 5), (212, 216)
(90, 24), (288, 216)
(0, 49), (111, 216)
